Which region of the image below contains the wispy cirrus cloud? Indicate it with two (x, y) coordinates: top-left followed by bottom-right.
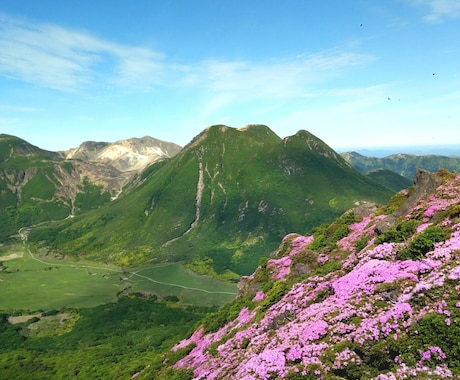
(0, 14), (165, 91)
(191, 50), (373, 116)
(411, 0), (460, 22)
(0, 13), (373, 117)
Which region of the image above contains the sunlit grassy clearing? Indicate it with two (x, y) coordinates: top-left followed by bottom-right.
(128, 263), (237, 306)
(0, 244), (237, 310)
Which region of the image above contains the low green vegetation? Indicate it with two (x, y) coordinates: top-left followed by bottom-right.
(21, 171), (56, 200)
(375, 219), (420, 245)
(0, 294), (211, 379)
(365, 169), (412, 192)
(396, 225), (450, 260)
(74, 177), (111, 211)
(0, 244), (237, 310)
(309, 211), (357, 252)
(0, 241), (237, 378)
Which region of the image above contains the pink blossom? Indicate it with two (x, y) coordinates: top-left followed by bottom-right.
(417, 223), (432, 233)
(302, 320), (328, 342)
(333, 348), (362, 370)
(252, 291), (265, 302)
(267, 256), (292, 280)
(173, 327), (204, 351)
(239, 348), (286, 379)
(424, 206), (436, 218)
(284, 234), (314, 258)
(317, 253), (329, 265)
(332, 259), (418, 304)
(337, 216), (373, 252)
(286, 344), (303, 361)
(420, 346), (447, 362)
(237, 307), (256, 325)
(171, 173), (460, 379)
(448, 266), (460, 280)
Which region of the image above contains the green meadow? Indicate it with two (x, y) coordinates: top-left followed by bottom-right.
(0, 244), (237, 311)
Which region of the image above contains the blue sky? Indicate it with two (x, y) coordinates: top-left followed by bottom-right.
(0, 0), (459, 152)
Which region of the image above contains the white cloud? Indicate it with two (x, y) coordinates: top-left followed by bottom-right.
(411, 0), (460, 22)
(0, 13), (375, 127)
(111, 47), (164, 87)
(0, 14), (165, 91)
(192, 50), (373, 116)
(0, 13), (373, 109)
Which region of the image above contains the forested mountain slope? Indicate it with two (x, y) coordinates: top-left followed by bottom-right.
(28, 125), (392, 277)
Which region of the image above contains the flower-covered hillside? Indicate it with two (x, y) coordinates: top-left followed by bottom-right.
(168, 169), (460, 379)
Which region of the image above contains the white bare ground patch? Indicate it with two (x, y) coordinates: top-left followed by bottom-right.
(0, 252), (24, 261)
(8, 314), (41, 324)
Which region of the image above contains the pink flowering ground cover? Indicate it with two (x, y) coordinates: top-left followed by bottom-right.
(171, 171), (460, 379)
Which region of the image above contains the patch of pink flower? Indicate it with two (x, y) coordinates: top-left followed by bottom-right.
(236, 307), (256, 325)
(332, 347), (362, 370)
(417, 222), (432, 233)
(287, 234), (314, 256)
(171, 174), (460, 379)
(337, 215), (375, 252)
(332, 258), (419, 305)
(252, 291), (265, 302)
(267, 256), (292, 280)
(411, 175), (460, 221)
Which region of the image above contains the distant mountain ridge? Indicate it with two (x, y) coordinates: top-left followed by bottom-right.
(341, 151), (460, 179)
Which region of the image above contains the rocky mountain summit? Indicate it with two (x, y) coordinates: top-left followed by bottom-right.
(64, 136), (182, 172)
(161, 169), (460, 379)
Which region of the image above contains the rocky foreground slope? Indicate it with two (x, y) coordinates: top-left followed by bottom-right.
(160, 169), (460, 379)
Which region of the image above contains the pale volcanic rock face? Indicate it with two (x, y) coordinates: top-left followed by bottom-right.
(64, 136), (182, 172)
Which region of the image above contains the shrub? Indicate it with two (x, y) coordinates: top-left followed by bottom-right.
(375, 220), (419, 245)
(355, 236), (369, 253)
(163, 295), (179, 303)
(157, 367), (194, 380)
(397, 225), (449, 260)
(167, 343), (197, 365)
(309, 215), (353, 252)
(380, 189), (412, 215)
(259, 281), (288, 312)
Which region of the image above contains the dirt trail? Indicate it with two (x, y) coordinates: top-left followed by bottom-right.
(18, 230), (236, 296)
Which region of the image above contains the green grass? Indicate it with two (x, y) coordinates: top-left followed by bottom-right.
(0, 244), (237, 310)
(128, 263), (237, 306)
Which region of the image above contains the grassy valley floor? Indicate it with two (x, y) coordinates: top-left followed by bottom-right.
(0, 244), (237, 310)
(0, 243), (236, 379)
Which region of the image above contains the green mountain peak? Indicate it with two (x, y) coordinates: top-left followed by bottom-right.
(27, 125), (392, 277)
(0, 134), (61, 162)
